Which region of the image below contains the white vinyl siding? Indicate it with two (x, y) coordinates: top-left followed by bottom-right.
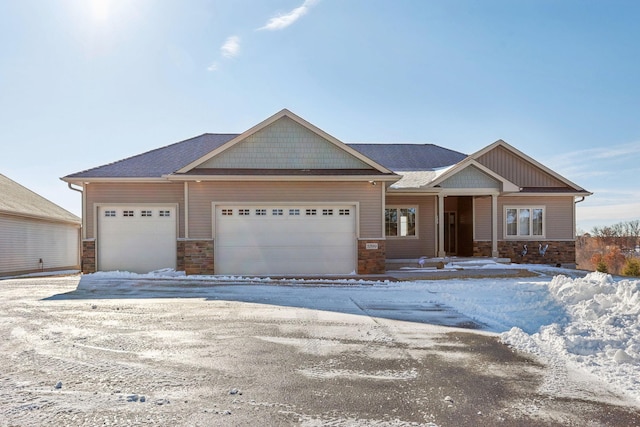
(0, 215), (79, 275)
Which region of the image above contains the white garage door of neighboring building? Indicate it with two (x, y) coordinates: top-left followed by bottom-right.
(97, 206), (177, 273)
(215, 205), (356, 275)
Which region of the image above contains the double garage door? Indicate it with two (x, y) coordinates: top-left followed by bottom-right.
(97, 206), (177, 273)
(97, 204), (357, 275)
(215, 205), (357, 275)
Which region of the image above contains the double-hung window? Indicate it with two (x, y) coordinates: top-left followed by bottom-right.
(385, 207), (417, 237)
(506, 207), (544, 237)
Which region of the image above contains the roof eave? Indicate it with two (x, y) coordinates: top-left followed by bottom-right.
(164, 173), (400, 182)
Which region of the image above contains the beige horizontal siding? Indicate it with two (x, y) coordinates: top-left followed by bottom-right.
(498, 195), (575, 240)
(188, 181), (383, 239)
(85, 183), (185, 238)
(385, 195), (436, 259)
(474, 196), (492, 240)
(0, 214), (80, 275)
(477, 146), (566, 188)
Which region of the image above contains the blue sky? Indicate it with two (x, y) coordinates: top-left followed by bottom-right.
(1, 0), (639, 232)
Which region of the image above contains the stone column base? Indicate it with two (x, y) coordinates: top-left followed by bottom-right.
(358, 240), (386, 274)
(81, 239), (96, 274)
(182, 240), (214, 275)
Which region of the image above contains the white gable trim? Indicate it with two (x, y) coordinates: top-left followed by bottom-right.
(429, 159), (520, 193)
(175, 109), (394, 175)
(471, 139), (590, 193)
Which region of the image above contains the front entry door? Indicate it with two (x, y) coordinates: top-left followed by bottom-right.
(444, 211), (457, 255)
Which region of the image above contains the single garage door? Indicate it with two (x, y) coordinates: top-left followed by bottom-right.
(97, 206), (177, 273)
(215, 205), (356, 275)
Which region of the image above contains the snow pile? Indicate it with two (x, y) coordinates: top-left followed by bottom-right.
(502, 272), (640, 403)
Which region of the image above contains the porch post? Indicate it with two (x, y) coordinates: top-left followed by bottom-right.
(438, 194), (446, 258)
(491, 194), (499, 258)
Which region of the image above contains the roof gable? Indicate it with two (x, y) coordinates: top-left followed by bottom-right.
(177, 109), (392, 174)
(194, 116), (372, 170)
(438, 164), (501, 189)
(430, 160), (520, 192)
(473, 140), (589, 192)
(0, 174), (80, 224)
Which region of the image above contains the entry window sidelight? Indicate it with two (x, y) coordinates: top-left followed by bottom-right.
(385, 207), (417, 237)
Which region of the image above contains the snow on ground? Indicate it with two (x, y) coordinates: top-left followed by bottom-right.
(502, 272), (640, 406)
(34, 262), (640, 406)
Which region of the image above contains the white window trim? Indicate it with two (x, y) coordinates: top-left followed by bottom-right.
(385, 205), (418, 239)
(504, 205), (546, 239)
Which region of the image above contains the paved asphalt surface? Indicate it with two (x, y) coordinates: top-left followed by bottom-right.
(1, 273), (639, 426)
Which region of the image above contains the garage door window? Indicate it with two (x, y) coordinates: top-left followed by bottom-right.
(239, 209), (250, 216)
(339, 209), (350, 216)
(104, 210), (116, 217)
(272, 209), (283, 216)
(141, 210), (152, 217)
(159, 210), (171, 217)
(255, 209), (267, 216)
(306, 209), (317, 216)
(123, 210), (134, 217)
(289, 208), (300, 216)
(221, 209), (233, 216)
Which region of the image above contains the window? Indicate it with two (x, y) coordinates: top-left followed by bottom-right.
(306, 209), (317, 216)
(272, 209), (283, 216)
(141, 210), (152, 217)
(322, 209), (333, 216)
(239, 209), (250, 216)
(123, 210), (134, 217)
(339, 209), (350, 216)
(289, 209), (300, 216)
(221, 209), (233, 216)
(104, 210), (116, 217)
(385, 207), (416, 237)
(255, 209), (267, 216)
(159, 210), (171, 217)
(506, 207), (544, 237)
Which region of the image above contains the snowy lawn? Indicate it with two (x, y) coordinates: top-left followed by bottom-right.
(67, 263), (640, 407)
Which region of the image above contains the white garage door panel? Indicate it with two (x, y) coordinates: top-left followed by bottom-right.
(216, 231), (352, 247)
(216, 205), (356, 275)
(98, 206), (176, 273)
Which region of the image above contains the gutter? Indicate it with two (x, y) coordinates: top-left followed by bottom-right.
(67, 182), (83, 194)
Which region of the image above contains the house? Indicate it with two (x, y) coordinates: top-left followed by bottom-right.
(0, 174), (81, 277)
(62, 109), (591, 275)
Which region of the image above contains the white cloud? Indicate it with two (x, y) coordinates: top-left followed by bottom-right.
(207, 62), (219, 72)
(221, 36), (241, 58)
(258, 0), (318, 31)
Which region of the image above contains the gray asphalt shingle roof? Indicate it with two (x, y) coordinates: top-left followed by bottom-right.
(63, 135), (467, 179)
(0, 174), (80, 224)
(65, 134), (239, 179)
(349, 144), (467, 171)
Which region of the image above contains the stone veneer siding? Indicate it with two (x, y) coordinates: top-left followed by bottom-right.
(183, 240), (214, 275)
(473, 240), (576, 265)
(358, 240), (386, 274)
(500, 240), (576, 266)
(176, 240), (185, 272)
(81, 239), (96, 274)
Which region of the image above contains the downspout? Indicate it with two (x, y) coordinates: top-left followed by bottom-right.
(574, 196), (585, 204)
(67, 182), (84, 270)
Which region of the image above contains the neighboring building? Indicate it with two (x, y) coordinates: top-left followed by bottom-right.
(0, 174), (81, 277)
(62, 109), (591, 275)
